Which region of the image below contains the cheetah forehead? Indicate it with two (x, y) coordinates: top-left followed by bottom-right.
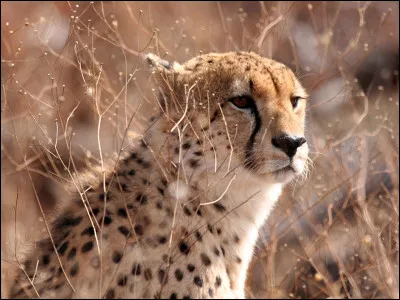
(180, 52), (301, 90)
(181, 51), (284, 72)
(177, 52), (308, 103)
(231, 78), (251, 96)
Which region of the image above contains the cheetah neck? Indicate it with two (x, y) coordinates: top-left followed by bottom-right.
(196, 168), (283, 296)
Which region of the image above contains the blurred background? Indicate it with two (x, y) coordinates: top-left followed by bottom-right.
(1, 1), (398, 298)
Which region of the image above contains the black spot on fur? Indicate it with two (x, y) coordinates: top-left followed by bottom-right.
(58, 241), (69, 255)
(195, 231), (202, 242)
(144, 268), (153, 281)
(170, 293), (177, 299)
(189, 159), (200, 168)
(221, 246), (226, 256)
(183, 206), (192, 216)
(158, 269), (168, 284)
(103, 215), (112, 226)
(207, 224), (214, 234)
(216, 228), (222, 235)
(117, 208), (128, 218)
(175, 269), (184, 281)
(70, 262), (79, 277)
(210, 110), (219, 123)
(81, 226), (95, 237)
(82, 241), (93, 253)
(234, 235), (240, 243)
(156, 201), (163, 210)
(157, 187), (165, 195)
(106, 289), (115, 299)
(140, 139), (147, 148)
(215, 276), (222, 287)
(187, 264), (195, 272)
(193, 151), (203, 156)
(132, 263), (142, 276)
(182, 142), (191, 149)
(194, 276), (203, 287)
(118, 226), (130, 237)
(68, 248), (77, 260)
(162, 254), (173, 264)
(42, 255), (50, 265)
(128, 169), (136, 176)
(56, 215), (82, 229)
(121, 183), (129, 192)
(200, 253), (211, 266)
(213, 247), (220, 256)
(134, 224), (144, 235)
(213, 202), (226, 212)
(179, 242), (190, 255)
(136, 193), (148, 205)
(113, 251), (122, 263)
(118, 275), (128, 286)
(236, 256), (242, 264)
(158, 236), (167, 244)
(209, 288), (214, 297)
(92, 208), (100, 215)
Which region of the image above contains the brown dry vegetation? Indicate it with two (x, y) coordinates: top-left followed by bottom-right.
(1, 1), (399, 299)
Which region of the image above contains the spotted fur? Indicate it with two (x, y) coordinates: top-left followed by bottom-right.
(9, 52), (308, 299)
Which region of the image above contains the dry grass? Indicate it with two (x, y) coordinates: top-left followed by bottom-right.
(1, 1), (398, 298)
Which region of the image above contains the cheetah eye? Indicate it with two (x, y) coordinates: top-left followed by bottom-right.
(229, 96), (254, 110)
(291, 96), (302, 109)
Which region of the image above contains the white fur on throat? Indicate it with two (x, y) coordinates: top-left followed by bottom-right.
(196, 163), (283, 297)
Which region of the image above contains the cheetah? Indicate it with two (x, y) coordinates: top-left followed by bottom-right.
(9, 51), (309, 299)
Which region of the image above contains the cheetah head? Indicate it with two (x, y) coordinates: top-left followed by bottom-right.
(146, 52), (309, 184)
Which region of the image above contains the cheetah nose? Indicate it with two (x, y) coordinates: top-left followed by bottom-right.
(271, 134), (306, 159)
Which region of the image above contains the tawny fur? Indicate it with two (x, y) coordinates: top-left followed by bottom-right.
(9, 52), (308, 299)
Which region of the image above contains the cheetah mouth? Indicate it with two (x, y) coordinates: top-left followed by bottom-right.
(274, 165), (296, 174)
(265, 163), (302, 183)
(256, 158), (305, 178)
(268, 164), (300, 180)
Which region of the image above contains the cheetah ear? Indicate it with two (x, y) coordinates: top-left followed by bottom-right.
(145, 53), (185, 117)
(145, 53), (183, 73)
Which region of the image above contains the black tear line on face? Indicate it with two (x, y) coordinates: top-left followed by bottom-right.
(245, 102), (262, 171)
